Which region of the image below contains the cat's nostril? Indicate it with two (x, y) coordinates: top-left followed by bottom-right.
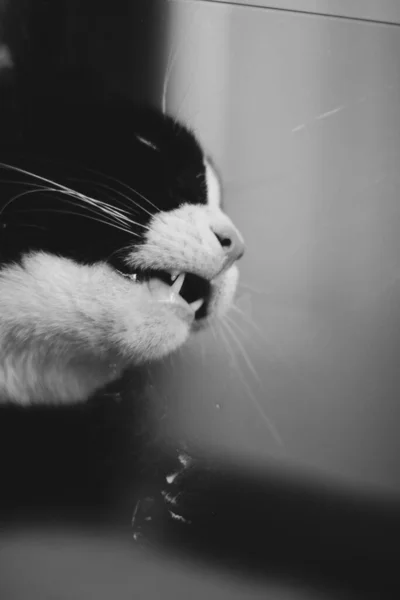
(215, 234), (232, 249)
(213, 225), (245, 266)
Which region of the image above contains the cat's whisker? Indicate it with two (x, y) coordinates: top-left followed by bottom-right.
(57, 189), (134, 225)
(215, 320), (238, 371)
(78, 199), (131, 226)
(122, 184), (159, 217)
(0, 164), (108, 216)
(1, 187), (131, 234)
(1, 164), (157, 221)
(0, 186), (60, 214)
(66, 178), (133, 213)
(224, 312), (251, 341)
(231, 303), (267, 341)
(0, 162), (144, 229)
(0, 179), (56, 189)
(219, 319), (283, 446)
(238, 281), (272, 297)
(222, 316), (261, 384)
(232, 303), (286, 366)
(89, 202), (147, 229)
(66, 192), (151, 231)
(174, 69), (195, 125)
(79, 165), (161, 215)
(161, 43), (175, 115)
(55, 191), (138, 229)
(11, 223), (48, 231)
(162, 33), (183, 115)
(0, 163), (80, 197)
(67, 177), (156, 221)
(14, 207), (138, 237)
(217, 319), (250, 381)
(209, 321), (219, 345)
(0, 175), (149, 233)
(162, 4), (201, 116)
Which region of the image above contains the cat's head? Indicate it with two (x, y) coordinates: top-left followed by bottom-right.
(0, 97), (244, 398)
(102, 103), (245, 331)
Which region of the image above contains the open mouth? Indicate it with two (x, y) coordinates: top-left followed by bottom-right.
(122, 269), (211, 320)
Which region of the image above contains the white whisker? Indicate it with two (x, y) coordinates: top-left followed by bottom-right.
(0, 165), (152, 233)
(231, 303), (269, 343)
(1, 187), (130, 233)
(0, 164), (112, 218)
(238, 281), (272, 297)
(1, 162), (158, 220)
(0, 186), (58, 215)
(67, 177), (155, 220)
(162, 5), (200, 115)
(14, 208), (138, 237)
(66, 178), (133, 212)
(79, 165), (161, 214)
(0, 179), (54, 188)
(0, 162), (83, 201)
(220, 319), (283, 446)
(216, 320), (239, 371)
(222, 316), (261, 384)
(225, 312), (251, 341)
(209, 321), (219, 345)
(11, 222), (47, 231)
(56, 193), (144, 231)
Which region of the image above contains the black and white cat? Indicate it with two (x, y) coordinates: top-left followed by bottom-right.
(0, 88), (244, 405)
(0, 51), (248, 528)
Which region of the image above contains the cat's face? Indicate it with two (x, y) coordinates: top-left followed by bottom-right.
(107, 107), (245, 332)
(2, 101), (244, 329)
(0, 99), (244, 401)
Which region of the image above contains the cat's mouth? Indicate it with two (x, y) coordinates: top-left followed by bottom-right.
(122, 269), (211, 321)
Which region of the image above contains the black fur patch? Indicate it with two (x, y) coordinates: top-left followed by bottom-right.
(0, 82), (207, 271)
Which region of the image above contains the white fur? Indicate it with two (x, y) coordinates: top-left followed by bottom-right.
(0, 253), (191, 404)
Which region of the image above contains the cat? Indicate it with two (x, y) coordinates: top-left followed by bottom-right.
(0, 86), (244, 406)
(0, 59), (246, 527)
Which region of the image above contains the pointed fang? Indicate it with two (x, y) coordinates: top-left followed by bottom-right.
(171, 272), (186, 295)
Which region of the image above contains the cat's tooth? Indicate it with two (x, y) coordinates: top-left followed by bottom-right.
(169, 270), (180, 283)
(171, 272), (185, 295)
(189, 298), (204, 313)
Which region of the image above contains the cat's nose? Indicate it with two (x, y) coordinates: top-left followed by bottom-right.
(212, 223), (245, 268)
